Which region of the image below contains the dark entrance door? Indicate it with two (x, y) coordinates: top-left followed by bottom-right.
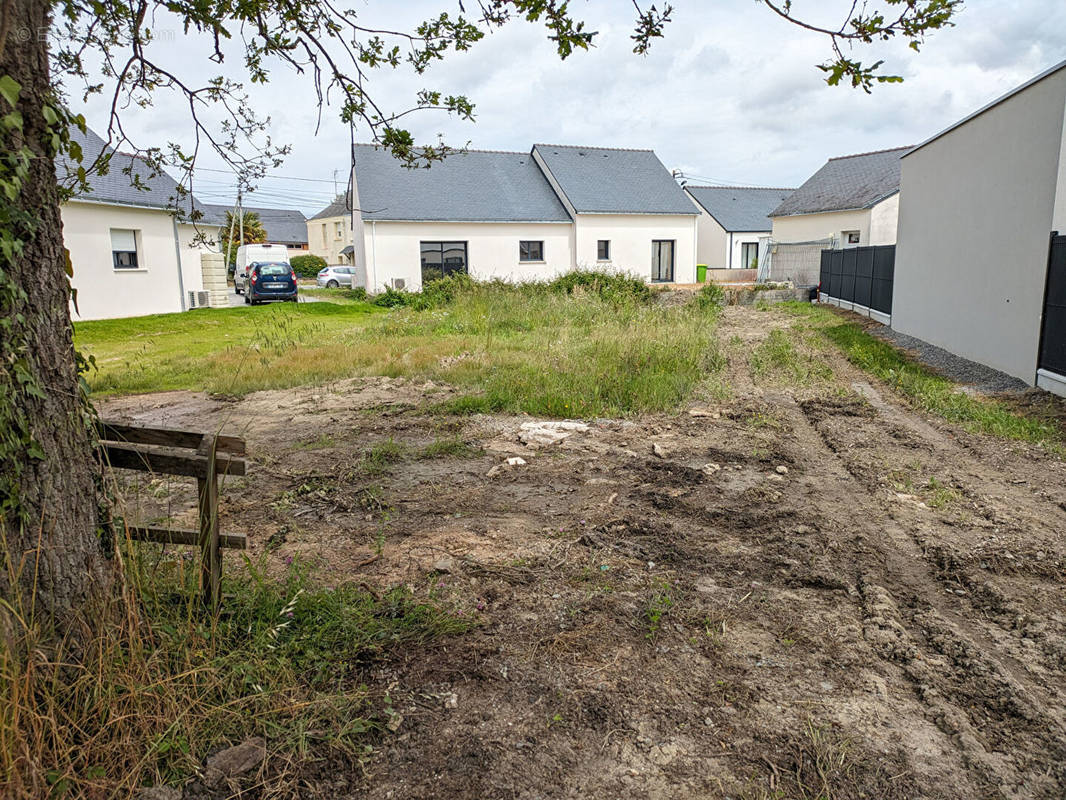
(1039, 233), (1066, 377)
(651, 240), (675, 283)
(421, 241), (468, 284)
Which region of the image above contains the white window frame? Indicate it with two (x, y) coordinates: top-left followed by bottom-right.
(110, 228), (141, 271)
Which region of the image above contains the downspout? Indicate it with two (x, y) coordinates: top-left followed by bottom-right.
(728, 232), (733, 269)
(692, 218), (698, 283)
(370, 220), (378, 292)
(172, 216), (187, 310)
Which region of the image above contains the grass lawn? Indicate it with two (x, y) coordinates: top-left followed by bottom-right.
(780, 301), (1063, 447)
(76, 278), (724, 417)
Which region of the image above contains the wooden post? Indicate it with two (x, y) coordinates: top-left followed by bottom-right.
(197, 434), (221, 611)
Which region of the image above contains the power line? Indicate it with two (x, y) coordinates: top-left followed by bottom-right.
(191, 165), (342, 186)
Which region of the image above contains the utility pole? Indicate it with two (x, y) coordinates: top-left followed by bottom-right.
(237, 188), (244, 246)
(333, 169), (339, 196)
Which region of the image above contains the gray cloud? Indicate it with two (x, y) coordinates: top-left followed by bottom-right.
(68, 0), (1066, 214)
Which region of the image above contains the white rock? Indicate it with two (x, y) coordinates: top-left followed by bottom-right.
(776, 465), (789, 475)
(506, 456), (527, 466)
(652, 443), (668, 459)
(519, 420), (589, 448)
(702, 463), (721, 475)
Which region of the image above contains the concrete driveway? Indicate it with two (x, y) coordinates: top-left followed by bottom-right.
(227, 289), (320, 307)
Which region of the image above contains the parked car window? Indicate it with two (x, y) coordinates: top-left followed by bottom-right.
(519, 241), (544, 262)
(256, 263), (290, 276)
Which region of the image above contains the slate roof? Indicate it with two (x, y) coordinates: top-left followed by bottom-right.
(309, 193), (351, 220)
(193, 202), (308, 245)
(686, 186), (795, 232)
(532, 144), (697, 215)
(770, 146), (912, 217)
(60, 126), (190, 211)
(351, 144), (571, 222)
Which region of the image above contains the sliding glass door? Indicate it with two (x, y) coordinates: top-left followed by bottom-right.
(651, 240), (675, 283)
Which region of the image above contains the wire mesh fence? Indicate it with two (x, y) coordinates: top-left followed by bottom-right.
(758, 238), (835, 287)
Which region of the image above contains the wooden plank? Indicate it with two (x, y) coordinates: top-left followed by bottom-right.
(126, 526), (247, 550)
(199, 434), (222, 612)
(99, 442), (246, 478)
(97, 420), (245, 455)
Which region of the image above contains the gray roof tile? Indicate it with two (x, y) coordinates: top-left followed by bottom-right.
(771, 146), (912, 217)
(352, 144), (571, 222)
(686, 186), (795, 232)
(60, 127), (191, 211)
(532, 144), (697, 215)
(194, 202), (308, 245)
(309, 193), (351, 220)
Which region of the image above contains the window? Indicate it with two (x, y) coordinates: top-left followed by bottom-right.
(420, 241), (468, 283)
(334, 221), (343, 240)
(597, 240), (610, 261)
(519, 240), (544, 262)
(843, 230), (861, 246)
(110, 229), (139, 270)
(321, 224), (327, 247)
(651, 240), (675, 282)
(740, 242), (759, 270)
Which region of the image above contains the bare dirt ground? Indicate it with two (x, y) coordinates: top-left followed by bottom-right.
(101, 305), (1066, 799)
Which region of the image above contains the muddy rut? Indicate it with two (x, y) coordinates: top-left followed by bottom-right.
(100, 305), (1066, 799)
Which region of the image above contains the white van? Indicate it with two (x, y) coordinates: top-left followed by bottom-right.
(234, 244), (291, 294)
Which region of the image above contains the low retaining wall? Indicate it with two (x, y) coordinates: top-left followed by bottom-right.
(724, 286), (809, 306)
(706, 268), (756, 284)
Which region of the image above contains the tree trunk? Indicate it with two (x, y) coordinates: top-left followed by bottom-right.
(0, 0), (110, 620)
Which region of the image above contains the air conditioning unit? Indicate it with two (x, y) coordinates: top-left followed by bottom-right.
(391, 278), (406, 290)
(188, 290), (211, 308)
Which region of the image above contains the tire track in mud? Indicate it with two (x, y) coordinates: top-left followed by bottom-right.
(785, 390), (1066, 798)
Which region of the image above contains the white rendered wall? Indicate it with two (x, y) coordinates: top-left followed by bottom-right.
(63, 201), (185, 320)
(363, 221), (574, 292)
(574, 214), (698, 283)
(868, 194), (900, 246)
(772, 208), (872, 245)
(892, 68), (1066, 384)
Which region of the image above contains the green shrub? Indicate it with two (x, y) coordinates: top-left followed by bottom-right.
(694, 282), (726, 310)
(372, 286), (410, 308)
(548, 270), (652, 304)
(408, 273), (476, 310)
(290, 254), (327, 278)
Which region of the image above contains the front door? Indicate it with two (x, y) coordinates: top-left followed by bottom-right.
(652, 240), (675, 283)
(421, 241), (468, 284)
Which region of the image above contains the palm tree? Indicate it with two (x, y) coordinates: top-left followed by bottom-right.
(222, 210), (268, 264)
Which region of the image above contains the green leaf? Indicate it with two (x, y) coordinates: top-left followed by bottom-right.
(0, 75), (20, 108)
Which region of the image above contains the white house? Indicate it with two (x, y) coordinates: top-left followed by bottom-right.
(685, 186), (794, 277)
(60, 127), (200, 320)
(891, 59), (1066, 397)
(770, 146), (910, 248)
(349, 142), (699, 292)
(60, 127), (306, 320)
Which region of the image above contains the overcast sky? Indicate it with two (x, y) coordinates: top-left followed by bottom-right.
(69, 0), (1066, 215)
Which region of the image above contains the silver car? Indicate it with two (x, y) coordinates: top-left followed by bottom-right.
(316, 265), (357, 288)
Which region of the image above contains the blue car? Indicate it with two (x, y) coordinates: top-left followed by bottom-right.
(245, 262), (298, 305)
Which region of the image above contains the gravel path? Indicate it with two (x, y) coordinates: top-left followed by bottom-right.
(870, 324), (1028, 393)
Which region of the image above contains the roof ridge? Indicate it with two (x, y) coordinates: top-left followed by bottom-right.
(827, 145), (914, 161)
(686, 185), (796, 191)
(534, 143), (655, 153)
(353, 142), (528, 156)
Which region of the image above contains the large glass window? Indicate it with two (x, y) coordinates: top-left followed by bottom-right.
(421, 241), (468, 283)
(519, 241), (544, 262)
(740, 242), (759, 269)
(651, 240), (674, 283)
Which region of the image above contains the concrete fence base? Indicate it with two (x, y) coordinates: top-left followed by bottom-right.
(724, 287), (809, 306)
